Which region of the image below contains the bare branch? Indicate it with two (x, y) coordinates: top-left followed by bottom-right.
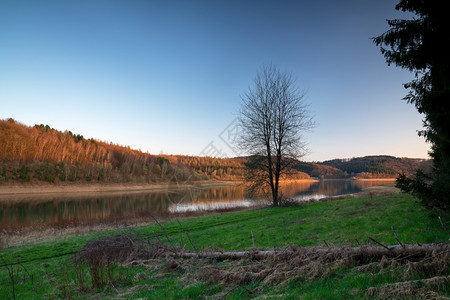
(238, 65), (314, 206)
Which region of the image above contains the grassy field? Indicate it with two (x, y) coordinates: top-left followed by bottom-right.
(1, 193), (449, 299)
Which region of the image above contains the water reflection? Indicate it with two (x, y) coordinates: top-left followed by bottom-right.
(170, 200), (255, 213)
(280, 180), (386, 201)
(0, 180), (393, 232)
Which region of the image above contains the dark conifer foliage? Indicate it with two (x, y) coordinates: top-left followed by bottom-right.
(374, 0), (450, 209)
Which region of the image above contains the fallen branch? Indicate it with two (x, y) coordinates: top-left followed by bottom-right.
(174, 244), (450, 261)
(391, 226), (404, 248)
(369, 237), (390, 251)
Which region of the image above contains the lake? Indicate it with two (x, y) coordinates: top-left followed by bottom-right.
(0, 180), (394, 233)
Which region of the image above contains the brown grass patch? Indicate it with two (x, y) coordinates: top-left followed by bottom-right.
(367, 276), (450, 299)
(72, 232), (450, 297)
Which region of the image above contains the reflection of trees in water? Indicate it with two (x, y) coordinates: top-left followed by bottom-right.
(279, 180), (392, 198)
(0, 186), (246, 231)
(279, 181), (315, 197)
(185, 186), (245, 204)
(0, 192), (170, 230)
(0, 181), (391, 231)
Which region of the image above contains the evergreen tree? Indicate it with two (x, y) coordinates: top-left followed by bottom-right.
(374, 0), (450, 209)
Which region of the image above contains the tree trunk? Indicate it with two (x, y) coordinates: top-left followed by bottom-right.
(272, 190), (278, 206)
(173, 244), (449, 261)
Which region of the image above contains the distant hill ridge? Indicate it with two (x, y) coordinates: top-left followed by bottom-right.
(320, 156), (427, 178)
(0, 118), (426, 183)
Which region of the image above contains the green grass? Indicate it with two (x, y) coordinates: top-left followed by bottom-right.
(1, 193), (449, 299)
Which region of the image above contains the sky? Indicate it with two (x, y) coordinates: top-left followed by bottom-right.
(0, 0), (430, 162)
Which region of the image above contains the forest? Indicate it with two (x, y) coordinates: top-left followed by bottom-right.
(0, 119), (426, 184)
(0, 119), (244, 183)
(321, 156), (426, 178)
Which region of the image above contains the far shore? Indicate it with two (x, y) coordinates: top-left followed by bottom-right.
(0, 177), (396, 198)
(354, 178), (397, 181)
(308, 177), (397, 182)
(0, 180), (240, 198)
(311, 177), (397, 181)
(0, 178), (321, 197)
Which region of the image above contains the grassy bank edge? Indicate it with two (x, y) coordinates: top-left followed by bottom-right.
(1, 192), (449, 299)
(1, 192), (448, 264)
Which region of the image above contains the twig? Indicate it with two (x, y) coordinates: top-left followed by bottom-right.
(281, 244), (291, 254)
(2, 257), (16, 300)
(324, 240), (330, 248)
(391, 226), (404, 248)
(369, 237), (391, 251)
(176, 219), (198, 253)
(355, 239), (361, 247)
(151, 216), (178, 254)
(251, 230), (255, 248)
(378, 249), (450, 276)
(438, 216), (450, 238)
(9, 265), (17, 300)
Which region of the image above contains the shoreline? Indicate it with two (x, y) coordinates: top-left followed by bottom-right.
(0, 181), (239, 197)
(354, 178), (397, 181)
(0, 184), (399, 248)
(0, 178), (321, 197)
(0, 177), (395, 198)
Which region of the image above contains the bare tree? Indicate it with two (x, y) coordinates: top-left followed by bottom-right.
(238, 65), (314, 206)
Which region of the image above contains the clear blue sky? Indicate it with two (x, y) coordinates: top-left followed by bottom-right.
(0, 0), (430, 161)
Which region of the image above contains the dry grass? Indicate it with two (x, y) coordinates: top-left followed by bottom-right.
(364, 250), (450, 299)
(189, 248), (353, 287)
(72, 232), (450, 297)
(71, 231), (179, 288)
(367, 276), (450, 299)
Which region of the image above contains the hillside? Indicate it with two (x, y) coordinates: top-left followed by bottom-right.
(293, 161), (345, 178)
(0, 119), (425, 184)
(0, 119), (200, 183)
(321, 155), (427, 178)
(0, 119), (307, 184)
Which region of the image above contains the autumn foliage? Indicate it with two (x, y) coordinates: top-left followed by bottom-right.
(0, 119), (242, 183)
(0, 119), (419, 184)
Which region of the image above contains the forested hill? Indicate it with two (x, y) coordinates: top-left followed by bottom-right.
(320, 156), (427, 178)
(0, 119), (306, 183)
(0, 119), (425, 184)
(0, 119), (247, 183)
(293, 162), (345, 178)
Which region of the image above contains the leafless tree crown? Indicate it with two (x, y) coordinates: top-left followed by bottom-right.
(238, 65), (314, 206)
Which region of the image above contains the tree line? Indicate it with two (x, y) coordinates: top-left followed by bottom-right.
(0, 119), (423, 185)
(321, 156), (425, 177)
(0, 119), (199, 183)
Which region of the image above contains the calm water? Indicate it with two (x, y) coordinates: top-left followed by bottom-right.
(0, 180), (392, 231)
